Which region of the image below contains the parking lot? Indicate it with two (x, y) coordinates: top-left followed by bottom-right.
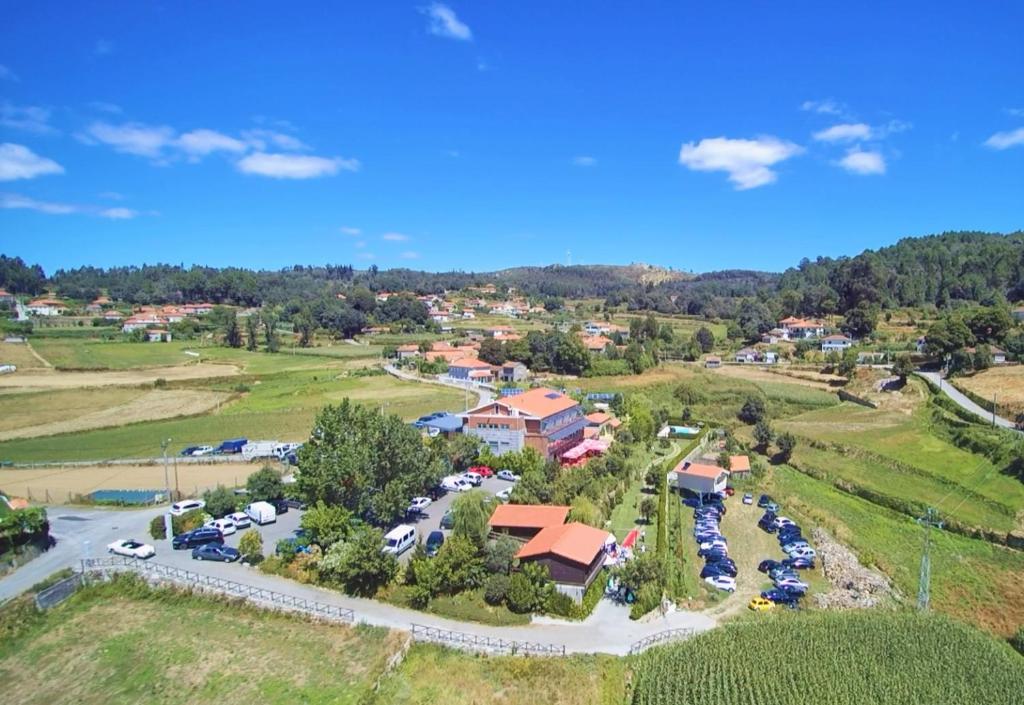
(398, 475), (508, 562)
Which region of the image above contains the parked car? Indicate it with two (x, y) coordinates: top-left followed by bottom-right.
(228, 511), (251, 529)
(757, 520), (777, 534)
(191, 445), (215, 457)
(461, 471), (483, 487)
(107, 539), (155, 559)
(775, 577), (810, 591)
(496, 469), (519, 482)
(441, 476), (472, 492)
(787, 547), (817, 559)
(205, 517), (237, 536)
(192, 544), (240, 562)
(407, 497), (432, 514)
(773, 516), (796, 528)
(758, 559), (782, 573)
(761, 588), (798, 605)
(467, 465), (494, 477)
(495, 487), (514, 503)
(700, 564), (733, 579)
(704, 575), (736, 592)
(180, 446), (201, 457)
(271, 498), (290, 515)
(764, 502), (780, 513)
(748, 597), (775, 612)
(382, 525), (416, 555)
(245, 501), (277, 525)
(440, 510), (454, 530)
(169, 499), (205, 516)
(757, 494), (773, 508)
(425, 530), (445, 557)
(706, 561), (737, 577)
(782, 541), (810, 553)
(172, 527), (224, 550)
(782, 557), (815, 570)
(742, 493), (754, 505)
(699, 539), (727, 551)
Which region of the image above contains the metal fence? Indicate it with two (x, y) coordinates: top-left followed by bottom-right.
(82, 556), (354, 623)
(34, 573), (84, 610)
(410, 623), (565, 656)
(628, 627), (697, 655)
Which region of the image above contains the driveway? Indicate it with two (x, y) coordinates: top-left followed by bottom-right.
(916, 371), (1018, 431)
(384, 364), (494, 406)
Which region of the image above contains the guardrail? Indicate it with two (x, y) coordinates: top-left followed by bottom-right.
(628, 627), (697, 655)
(82, 556), (355, 623)
(410, 623), (565, 656)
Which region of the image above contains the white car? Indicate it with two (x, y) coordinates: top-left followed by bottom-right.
(775, 577), (809, 591)
(441, 476), (472, 492)
(787, 546), (817, 558)
(408, 497), (432, 514)
(206, 517), (237, 536)
(700, 540), (727, 551)
(107, 539), (155, 559)
(496, 470), (519, 482)
(228, 511), (251, 529)
(773, 516), (796, 528)
(704, 575), (736, 592)
(495, 487), (514, 503)
(170, 499), (206, 516)
(461, 472), (483, 487)
(191, 445), (215, 456)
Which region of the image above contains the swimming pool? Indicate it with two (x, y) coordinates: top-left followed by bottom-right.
(668, 425), (701, 436)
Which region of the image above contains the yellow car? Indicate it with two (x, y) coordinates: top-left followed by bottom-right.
(748, 597), (775, 612)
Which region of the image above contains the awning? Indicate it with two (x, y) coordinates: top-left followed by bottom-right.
(560, 438), (610, 461)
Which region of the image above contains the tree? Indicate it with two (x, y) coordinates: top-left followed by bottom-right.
(432, 534), (487, 593)
(262, 312), (280, 352)
(753, 420), (774, 450)
(639, 497), (657, 524)
(294, 313), (314, 347)
(693, 326), (715, 353)
(717, 452), (732, 471)
(738, 395), (767, 424)
(245, 313), (259, 351)
(892, 354), (914, 381)
(246, 466), (284, 502)
(223, 313), (242, 348)
(202, 485), (238, 518)
(837, 350), (858, 379)
(674, 381), (706, 406)
(485, 535), (519, 575)
(569, 496), (604, 528)
(451, 490), (492, 548)
(300, 501), (352, 549)
(842, 302), (879, 338)
(483, 574), (510, 605)
(317, 526), (397, 596)
(506, 562), (554, 613)
(972, 344), (993, 371)
(478, 337), (506, 365)
(552, 333), (591, 375)
(776, 432), (797, 462)
(296, 399), (443, 525)
(924, 317), (973, 356)
(237, 529), (264, 563)
(439, 433), (483, 473)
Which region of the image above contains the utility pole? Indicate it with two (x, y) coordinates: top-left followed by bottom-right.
(916, 507), (943, 611)
(992, 393), (997, 428)
(161, 438), (174, 542)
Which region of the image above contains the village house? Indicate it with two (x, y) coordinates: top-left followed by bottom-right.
(498, 360), (529, 382)
(26, 297), (66, 316)
(704, 355), (722, 369)
(488, 504), (569, 540)
(728, 455), (751, 479)
(820, 334), (854, 353)
(580, 334), (614, 354)
(516, 521), (611, 601)
(447, 357), (496, 381)
(584, 411), (621, 439)
(122, 312), (167, 332)
(734, 347), (758, 363)
(583, 321), (630, 340)
(462, 387), (586, 458)
(0, 288), (14, 305)
(668, 460), (729, 495)
(779, 316), (827, 339)
(395, 344), (421, 360)
(761, 327), (788, 344)
(146, 329), (172, 342)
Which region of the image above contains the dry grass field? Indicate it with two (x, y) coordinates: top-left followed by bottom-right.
(0, 341), (48, 370)
(710, 363), (842, 390)
(0, 362), (240, 392)
(955, 365), (1024, 417)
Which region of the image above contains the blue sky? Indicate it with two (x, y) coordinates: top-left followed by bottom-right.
(1, 2), (1022, 274)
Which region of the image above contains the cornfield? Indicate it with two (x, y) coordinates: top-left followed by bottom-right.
(631, 611), (1023, 705)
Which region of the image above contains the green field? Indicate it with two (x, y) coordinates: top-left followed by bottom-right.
(0, 577), (623, 705)
(631, 610), (1023, 705)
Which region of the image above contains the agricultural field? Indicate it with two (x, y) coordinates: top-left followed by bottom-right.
(630, 611), (1023, 705)
(0, 341), (48, 370)
(955, 365), (1024, 418)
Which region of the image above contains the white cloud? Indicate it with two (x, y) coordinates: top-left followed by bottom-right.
(0, 192), (77, 214)
(1006, 108), (1024, 118)
(176, 129), (247, 157)
(88, 101), (122, 114)
(99, 207), (138, 219)
(837, 148), (886, 175)
(677, 136), (803, 190)
(1, 103), (57, 134)
(382, 232), (410, 242)
(0, 143), (64, 181)
(422, 3), (472, 41)
(800, 99), (848, 117)
(0, 64), (18, 82)
(241, 129), (308, 152)
(236, 152), (359, 179)
(82, 121), (175, 158)
(572, 156), (597, 167)
(400, 250), (421, 260)
(95, 39), (114, 56)
(340, 226), (361, 236)
(984, 127), (1024, 150)
(813, 123), (871, 143)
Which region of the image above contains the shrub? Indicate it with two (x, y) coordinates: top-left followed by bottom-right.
(630, 582), (662, 620)
(738, 395), (767, 424)
(545, 590), (574, 617)
(237, 529), (264, 564)
(483, 574), (511, 605)
(149, 515), (167, 540)
(202, 485), (238, 519)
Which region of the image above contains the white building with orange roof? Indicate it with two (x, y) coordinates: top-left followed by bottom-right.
(26, 297), (66, 316)
(462, 387), (586, 458)
(668, 460), (729, 495)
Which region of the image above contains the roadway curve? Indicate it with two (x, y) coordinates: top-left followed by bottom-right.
(0, 505), (716, 655)
(916, 371), (1018, 431)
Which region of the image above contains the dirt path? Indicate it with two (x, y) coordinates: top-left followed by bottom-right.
(25, 341), (53, 368)
(0, 389), (233, 440)
(0, 362), (240, 393)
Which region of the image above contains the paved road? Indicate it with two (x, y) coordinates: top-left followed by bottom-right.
(916, 371), (1018, 431)
(0, 501), (717, 654)
(384, 364), (494, 406)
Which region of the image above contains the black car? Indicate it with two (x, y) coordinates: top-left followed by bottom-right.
(758, 520), (777, 534)
(758, 559), (782, 574)
(271, 498), (290, 515)
(172, 526), (224, 549)
(705, 562), (737, 577)
(757, 494), (773, 508)
(783, 557), (815, 570)
(192, 544), (240, 562)
(700, 564), (732, 579)
(425, 530), (445, 557)
(440, 510), (454, 530)
(761, 588), (798, 605)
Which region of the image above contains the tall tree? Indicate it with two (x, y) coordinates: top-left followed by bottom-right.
(223, 313), (242, 348)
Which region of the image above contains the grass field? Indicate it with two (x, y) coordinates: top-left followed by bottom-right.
(631, 610), (1023, 705)
(1, 578), (623, 705)
(0, 341), (48, 370)
(956, 365), (1024, 417)
(768, 465), (1024, 635)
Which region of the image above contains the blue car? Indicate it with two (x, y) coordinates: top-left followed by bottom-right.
(192, 544), (240, 562)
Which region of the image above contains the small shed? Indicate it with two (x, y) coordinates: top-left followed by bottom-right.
(668, 461), (728, 495)
(728, 455), (751, 478)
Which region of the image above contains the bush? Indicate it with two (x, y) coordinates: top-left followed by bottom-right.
(202, 485), (238, 519)
(149, 515), (167, 540)
(237, 529), (264, 564)
(1011, 626), (1024, 656)
(483, 574), (510, 605)
(545, 590), (574, 617)
(630, 582), (662, 620)
(738, 395), (767, 424)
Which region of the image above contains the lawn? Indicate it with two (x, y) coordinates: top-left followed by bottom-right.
(0, 372), (467, 462)
(768, 464), (1024, 636)
(0, 578), (404, 705)
(0, 341), (47, 370)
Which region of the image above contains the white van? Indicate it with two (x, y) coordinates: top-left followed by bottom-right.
(382, 525), (416, 555)
(245, 501), (277, 525)
(170, 499), (206, 516)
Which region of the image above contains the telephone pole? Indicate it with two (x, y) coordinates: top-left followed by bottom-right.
(916, 507), (943, 611)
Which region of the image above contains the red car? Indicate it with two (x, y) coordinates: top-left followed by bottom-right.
(468, 465), (494, 477)
(724, 487), (736, 497)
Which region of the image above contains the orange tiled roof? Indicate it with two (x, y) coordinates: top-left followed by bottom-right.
(489, 504), (570, 530)
(674, 462), (725, 479)
(585, 412), (611, 425)
(729, 455), (751, 472)
(449, 357), (493, 369)
(503, 387), (578, 419)
(516, 522), (609, 565)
